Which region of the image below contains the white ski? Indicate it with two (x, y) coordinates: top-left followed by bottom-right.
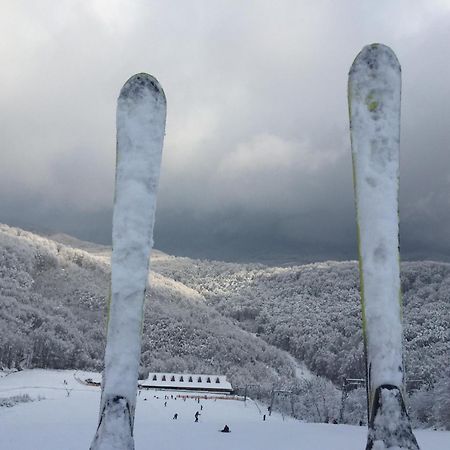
(91, 73), (167, 450)
(348, 44), (419, 450)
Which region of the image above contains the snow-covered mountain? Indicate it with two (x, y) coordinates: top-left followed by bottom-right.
(0, 224), (296, 384)
(151, 252), (450, 429)
(151, 254), (449, 384)
(0, 224), (448, 429)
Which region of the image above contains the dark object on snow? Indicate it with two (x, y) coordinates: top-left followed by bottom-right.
(332, 418), (338, 424)
(221, 425), (230, 433)
(263, 415), (266, 421)
(194, 411), (200, 422)
(173, 413), (178, 420)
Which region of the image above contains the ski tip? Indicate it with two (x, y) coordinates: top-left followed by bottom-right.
(119, 73), (166, 104)
(349, 43), (401, 77)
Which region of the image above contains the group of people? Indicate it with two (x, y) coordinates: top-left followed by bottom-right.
(170, 399), (230, 432)
(140, 391), (231, 432)
(172, 409), (202, 422)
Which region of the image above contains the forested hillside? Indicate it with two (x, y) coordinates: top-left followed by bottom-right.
(0, 225), (295, 390)
(151, 256), (449, 386)
(152, 255), (450, 428)
(0, 224), (448, 428)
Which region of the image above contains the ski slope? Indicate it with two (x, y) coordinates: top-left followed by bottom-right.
(0, 370), (447, 450)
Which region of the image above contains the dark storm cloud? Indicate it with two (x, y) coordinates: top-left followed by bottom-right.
(1, 1), (449, 263)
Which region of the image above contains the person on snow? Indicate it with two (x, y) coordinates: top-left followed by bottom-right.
(220, 425), (230, 433)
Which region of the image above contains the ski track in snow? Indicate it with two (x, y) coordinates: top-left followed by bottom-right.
(0, 370), (447, 450)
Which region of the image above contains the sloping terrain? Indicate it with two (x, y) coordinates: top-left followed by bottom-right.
(0, 369), (448, 450)
(0, 224), (296, 391)
(150, 251), (450, 429)
(1, 224), (449, 428)
(151, 255), (449, 386)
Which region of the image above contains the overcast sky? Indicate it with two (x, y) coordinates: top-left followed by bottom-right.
(1, 0), (450, 264)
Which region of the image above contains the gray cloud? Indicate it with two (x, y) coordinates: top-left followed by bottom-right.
(1, 1), (450, 263)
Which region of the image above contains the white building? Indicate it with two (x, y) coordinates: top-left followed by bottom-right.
(140, 373), (233, 394)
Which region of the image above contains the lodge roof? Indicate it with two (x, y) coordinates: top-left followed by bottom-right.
(143, 372), (233, 391)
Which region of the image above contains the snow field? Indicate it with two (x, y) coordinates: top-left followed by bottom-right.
(0, 370), (448, 450)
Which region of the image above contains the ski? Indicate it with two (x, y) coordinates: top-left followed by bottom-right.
(91, 73), (167, 450)
(348, 44), (419, 450)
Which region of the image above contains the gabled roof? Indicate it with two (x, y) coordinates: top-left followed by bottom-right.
(143, 372), (232, 391)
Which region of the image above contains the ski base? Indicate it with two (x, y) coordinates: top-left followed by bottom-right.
(366, 385), (420, 450)
(90, 396), (134, 450)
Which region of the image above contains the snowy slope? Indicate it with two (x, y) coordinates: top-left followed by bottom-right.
(0, 224), (298, 385)
(1, 224), (449, 428)
(0, 370), (447, 450)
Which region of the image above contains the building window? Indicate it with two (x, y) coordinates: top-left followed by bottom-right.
(171, 375), (175, 381)
(198, 377), (202, 382)
(152, 375), (157, 381)
(206, 377), (211, 383)
(215, 377), (220, 383)
(188, 376), (193, 382)
(179, 376), (184, 382)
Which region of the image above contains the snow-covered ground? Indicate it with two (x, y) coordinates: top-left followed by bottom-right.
(0, 370), (447, 450)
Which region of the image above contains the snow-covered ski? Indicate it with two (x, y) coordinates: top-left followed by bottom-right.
(348, 44), (419, 450)
(91, 73), (166, 450)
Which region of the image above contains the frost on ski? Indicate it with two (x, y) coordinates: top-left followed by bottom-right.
(349, 44), (419, 450)
(92, 73), (166, 449)
(349, 44), (403, 390)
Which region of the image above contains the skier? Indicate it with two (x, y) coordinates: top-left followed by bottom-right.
(220, 425), (230, 433)
(194, 411), (200, 422)
(173, 413), (178, 420)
